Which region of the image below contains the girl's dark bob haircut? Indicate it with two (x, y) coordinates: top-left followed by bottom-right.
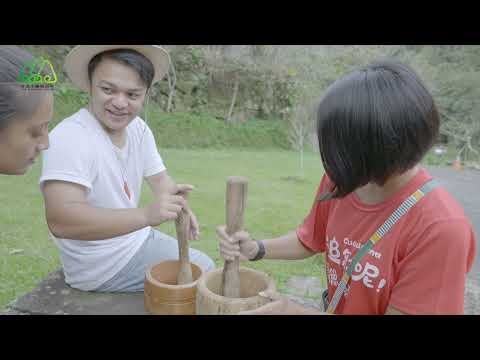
(317, 59), (439, 201)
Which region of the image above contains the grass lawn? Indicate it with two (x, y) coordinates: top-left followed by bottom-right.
(0, 148), (327, 310)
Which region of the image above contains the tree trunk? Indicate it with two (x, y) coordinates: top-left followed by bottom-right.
(166, 60), (177, 113)
(226, 76), (239, 122)
(300, 138), (304, 178)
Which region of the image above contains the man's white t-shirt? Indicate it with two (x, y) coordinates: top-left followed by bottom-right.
(40, 108), (166, 291)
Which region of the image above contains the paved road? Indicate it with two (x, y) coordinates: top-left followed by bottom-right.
(424, 166), (480, 285)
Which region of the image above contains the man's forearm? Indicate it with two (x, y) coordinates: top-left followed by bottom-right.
(262, 231), (315, 260)
(47, 203), (148, 241)
(147, 172), (177, 199)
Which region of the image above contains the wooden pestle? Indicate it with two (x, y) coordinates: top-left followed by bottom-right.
(176, 207), (193, 285)
(221, 176), (248, 298)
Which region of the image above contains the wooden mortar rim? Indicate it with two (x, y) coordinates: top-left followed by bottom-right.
(196, 266), (275, 305)
(145, 260), (203, 291)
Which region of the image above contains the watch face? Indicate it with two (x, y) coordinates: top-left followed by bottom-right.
(252, 240), (265, 261)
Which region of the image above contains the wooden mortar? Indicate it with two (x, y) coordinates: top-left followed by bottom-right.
(195, 176), (276, 315)
(196, 267), (276, 315)
(144, 206), (200, 315)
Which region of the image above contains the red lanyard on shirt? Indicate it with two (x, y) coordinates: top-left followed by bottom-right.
(325, 178), (440, 314)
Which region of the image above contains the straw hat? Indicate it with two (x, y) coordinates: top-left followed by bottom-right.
(64, 45), (170, 92)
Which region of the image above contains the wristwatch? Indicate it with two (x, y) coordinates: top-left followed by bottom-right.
(250, 240), (265, 261)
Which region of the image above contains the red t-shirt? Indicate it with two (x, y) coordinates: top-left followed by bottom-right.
(297, 167), (477, 315)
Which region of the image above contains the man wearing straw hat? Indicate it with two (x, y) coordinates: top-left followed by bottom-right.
(40, 46), (215, 292)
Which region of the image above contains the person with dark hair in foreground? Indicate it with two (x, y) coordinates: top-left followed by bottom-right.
(0, 45), (51, 175)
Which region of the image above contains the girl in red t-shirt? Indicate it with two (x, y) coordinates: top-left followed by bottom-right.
(216, 60), (476, 315)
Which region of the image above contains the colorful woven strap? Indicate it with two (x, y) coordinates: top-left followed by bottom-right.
(325, 179), (439, 314)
